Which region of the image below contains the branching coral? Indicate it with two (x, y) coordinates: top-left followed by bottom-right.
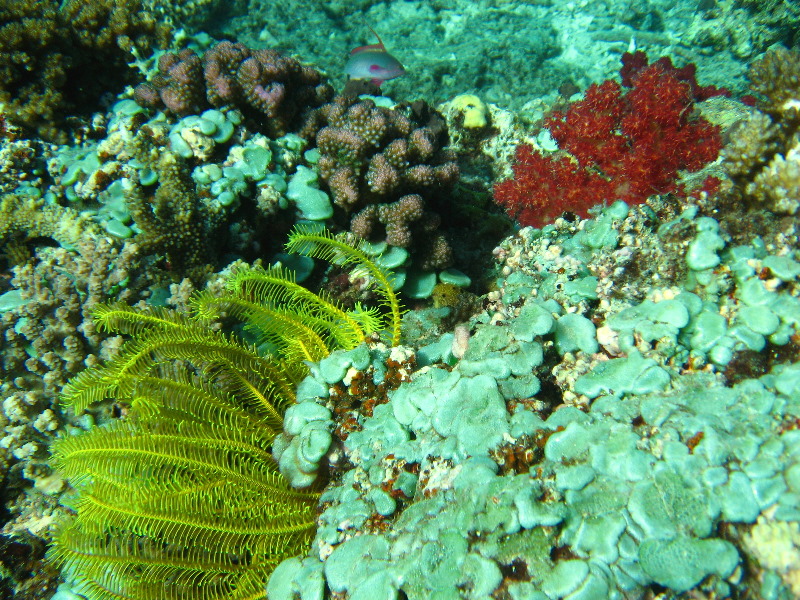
(0, 194), (99, 249)
(133, 41), (333, 137)
(124, 150), (221, 274)
(303, 95), (459, 270)
(493, 52), (723, 229)
(720, 46), (800, 217)
(0, 0), (169, 141)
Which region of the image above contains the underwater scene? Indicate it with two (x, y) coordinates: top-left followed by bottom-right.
(1, 0), (799, 598)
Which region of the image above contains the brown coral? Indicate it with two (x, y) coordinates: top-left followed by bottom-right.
(748, 46), (800, 117)
(0, 0), (169, 142)
(719, 46), (800, 216)
(124, 150), (218, 273)
(0, 194), (99, 248)
(133, 42), (333, 137)
(304, 95), (459, 269)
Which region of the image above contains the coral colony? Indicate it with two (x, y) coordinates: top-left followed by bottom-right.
(0, 1), (800, 600)
(493, 52), (726, 229)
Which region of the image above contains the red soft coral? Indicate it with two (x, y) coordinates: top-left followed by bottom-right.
(493, 53), (723, 229)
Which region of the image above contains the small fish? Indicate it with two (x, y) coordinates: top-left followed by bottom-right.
(344, 27), (405, 87)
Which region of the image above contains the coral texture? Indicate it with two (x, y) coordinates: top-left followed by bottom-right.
(748, 45), (800, 116)
(269, 193), (800, 600)
(133, 41), (333, 137)
(124, 150), (220, 273)
(304, 95), (459, 269)
(0, 0), (169, 142)
(686, 0), (800, 59)
(0, 195), (99, 248)
(721, 46), (800, 216)
(493, 52), (723, 229)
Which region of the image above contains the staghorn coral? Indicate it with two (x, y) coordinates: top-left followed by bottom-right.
(0, 194), (99, 249)
(124, 149), (221, 274)
(133, 41), (333, 137)
(0, 0), (169, 142)
(494, 52), (723, 229)
(304, 95), (459, 270)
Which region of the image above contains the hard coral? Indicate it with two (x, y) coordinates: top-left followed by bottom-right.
(124, 150), (218, 274)
(0, 194), (99, 248)
(720, 46), (800, 217)
(0, 0), (169, 142)
(494, 53), (723, 229)
(134, 41), (333, 137)
(748, 45), (800, 117)
(304, 95), (459, 269)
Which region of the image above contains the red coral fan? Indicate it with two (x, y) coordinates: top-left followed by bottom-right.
(494, 53), (723, 229)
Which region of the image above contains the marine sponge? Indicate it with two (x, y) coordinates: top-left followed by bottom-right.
(449, 94), (490, 129)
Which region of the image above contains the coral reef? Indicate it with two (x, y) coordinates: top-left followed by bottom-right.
(0, 0), (169, 141)
(686, 0), (800, 59)
(720, 46), (800, 217)
(46, 229), (401, 600)
(268, 193), (800, 600)
(0, 3), (798, 599)
(303, 94), (459, 270)
(493, 52), (724, 229)
(133, 41), (333, 137)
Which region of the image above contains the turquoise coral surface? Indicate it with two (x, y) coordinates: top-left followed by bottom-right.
(269, 200), (800, 600)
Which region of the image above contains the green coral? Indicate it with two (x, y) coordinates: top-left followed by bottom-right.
(47, 228), (402, 600)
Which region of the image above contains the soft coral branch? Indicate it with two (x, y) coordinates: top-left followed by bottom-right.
(494, 52), (724, 228)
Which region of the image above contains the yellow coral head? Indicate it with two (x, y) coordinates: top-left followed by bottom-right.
(451, 94), (489, 129)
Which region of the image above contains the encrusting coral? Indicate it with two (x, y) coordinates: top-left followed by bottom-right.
(133, 41), (334, 137)
(493, 52), (725, 229)
(0, 0), (169, 142)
